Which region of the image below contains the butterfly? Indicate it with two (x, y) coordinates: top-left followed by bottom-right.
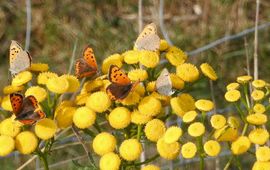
(9, 40), (32, 75)
(75, 46), (98, 78)
(156, 68), (174, 96)
(106, 65), (139, 100)
(134, 23), (160, 51)
(10, 93), (46, 125)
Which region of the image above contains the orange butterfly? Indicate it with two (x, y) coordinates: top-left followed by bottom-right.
(10, 93), (46, 125)
(75, 46), (98, 78)
(106, 65), (139, 100)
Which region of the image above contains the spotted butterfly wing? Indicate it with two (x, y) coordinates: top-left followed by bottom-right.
(108, 64), (131, 85)
(9, 40), (23, 66)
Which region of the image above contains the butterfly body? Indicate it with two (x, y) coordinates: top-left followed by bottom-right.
(156, 68), (173, 96)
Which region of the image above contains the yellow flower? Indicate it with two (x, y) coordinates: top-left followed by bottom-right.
(29, 63), (49, 72)
(142, 164), (160, 170)
(121, 92), (141, 106)
(109, 107), (131, 129)
(252, 79), (266, 89)
(93, 132), (116, 156)
(188, 122), (205, 137)
(237, 75), (252, 84)
(210, 114), (226, 129)
(248, 128), (269, 145)
(47, 77), (69, 94)
(60, 75), (80, 93)
(170, 74), (184, 90)
(82, 79), (104, 93)
(54, 100), (74, 118)
(138, 96), (161, 117)
(251, 90), (265, 101)
(128, 69), (148, 81)
(12, 71), (32, 86)
(252, 161), (270, 170)
(181, 142), (197, 159)
(159, 39), (169, 51)
(165, 46), (187, 66)
(231, 136), (251, 155)
(246, 113), (267, 125)
(256, 146), (270, 162)
(183, 111), (197, 123)
(146, 81), (156, 92)
(134, 84), (145, 96)
(200, 63), (218, 81)
(253, 104), (266, 114)
(37, 72), (58, 85)
(55, 106), (76, 129)
(164, 126), (182, 144)
(3, 85), (24, 95)
(144, 119), (166, 142)
(0, 117), (21, 137)
(34, 118), (57, 140)
(226, 82), (240, 91)
(0, 135), (15, 156)
(157, 137), (180, 160)
(139, 50), (159, 68)
(75, 93), (90, 106)
(86, 91), (111, 113)
(119, 139), (142, 161)
(227, 116), (240, 128)
(224, 90), (241, 102)
(170, 93), (195, 117)
(73, 107), (96, 129)
(25, 86), (47, 102)
(15, 131), (38, 154)
(176, 63), (199, 82)
(122, 50), (140, 64)
(131, 110), (152, 125)
(203, 140), (221, 157)
(214, 125), (238, 142)
(99, 152), (121, 170)
(102, 53), (123, 74)
(1, 95), (12, 111)
(150, 92), (170, 106)
(195, 99), (214, 112)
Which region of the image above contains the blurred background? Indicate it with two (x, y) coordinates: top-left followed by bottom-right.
(0, 0), (270, 169)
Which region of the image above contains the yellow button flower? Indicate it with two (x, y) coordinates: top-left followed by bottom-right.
(224, 90), (241, 102)
(25, 86), (47, 102)
(47, 77), (69, 94)
(121, 92), (141, 106)
(157, 137), (180, 160)
(138, 96), (161, 117)
(236, 75), (252, 84)
(128, 69), (148, 81)
(252, 161), (270, 170)
(139, 50), (159, 68)
(176, 63), (199, 82)
(134, 84), (145, 96)
(144, 119), (166, 142)
(73, 107), (96, 129)
(37, 72), (58, 85)
(181, 142), (197, 159)
(164, 126), (182, 144)
(102, 53), (123, 74)
(252, 79), (266, 89)
(3, 85), (24, 95)
(226, 82), (240, 91)
(183, 111), (197, 123)
(165, 46), (187, 66)
(256, 146), (270, 162)
(0, 135), (15, 156)
(253, 104), (266, 114)
(150, 92), (170, 106)
(248, 128), (269, 145)
(131, 110), (152, 125)
(99, 152), (121, 170)
(93, 132), (116, 156)
(0, 117), (21, 137)
(12, 71), (32, 86)
(60, 75), (80, 93)
(170, 74), (184, 90)
(55, 106), (76, 129)
(86, 91), (111, 113)
(188, 122), (205, 137)
(35, 118), (57, 140)
(251, 90), (265, 101)
(246, 113), (267, 125)
(142, 164), (160, 170)
(159, 39), (169, 51)
(109, 107), (131, 129)
(203, 140), (221, 157)
(54, 100), (74, 118)
(214, 125), (238, 142)
(75, 93), (90, 106)
(210, 114), (226, 129)
(29, 63), (49, 72)
(195, 99), (214, 112)
(15, 131), (38, 154)
(122, 50), (139, 64)
(170, 93), (195, 117)
(146, 81), (156, 92)
(1, 95), (12, 111)
(82, 79), (104, 93)
(119, 139), (142, 161)
(227, 116), (240, 128)
(231, 136), (251, 155)
(200, 63), (218, 81)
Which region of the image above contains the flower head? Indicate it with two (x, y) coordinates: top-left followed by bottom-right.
(225, 90), (241, 102)
(188, 122), (205, 137)
(121, 92), (141, 106)
(210, 114), (226, 129)
(251, 90), (265, 101)
(176, 63), (199, 82)
(55, 106), (76, 129)
(15, 131), (38, 154)
(60, 75), (80, 93)
(231, 136), (251, 155)
(73, 107), (96, 129)
(35, 118), (57, 140)
(102, 53), (123, 74)
(25, 86), (47, 102)
(86, 91), (111, 113)
(12, 71), (32, 86)
(138, 96), (161, 117)
(109, 107), (131, 129)
(164, 126), (182, 144)
(3, 85), (24, 95)
(0, 117), (21, 137)
(131, 110), (152, 125)
(128, 69), (148, 81)
(227, 116), (240, 128)
(256, 146), (270, 162)
(134, 84), (145, 96)
(144, 119), (166, 142)
(37, 72), (58, 85)
(122, 50), (139, 64)
(99, 152), (121, 170)
(200, 63), (218, 81)
(146, 81), (156, 92)
(0, 135), (15, 156)
(165, 46), (187, 66)
(29, 63), (49, 72)
(170, 74), (184, 90)
(1, 95), (12, 111)
(226, 82), (240, 91)
(252, 79), (266, 89)
(214, 125), (238, 142)
(252, 161), (270, 170)
(204, 140), (221, 157)
(253, 104), (266, 114)
(93, 132), (116, 156)
(183, 111), (197, 123)
(237, 75), (252, 84)
(75, 93), (90, 106)
(82, 79), (103, 93)
(157, 137), (180, 160)
(170, 93), (195, 117)
(139, 50), (159, 68)
(195, 99), (214, 112)
(159, 39), (169, 51)
(181, 142), (197, 159)
(119, 139), (142, 161)
(46, 77), (69, 94)
(248, 128), (269, 145)
(246, 113), (267, 125)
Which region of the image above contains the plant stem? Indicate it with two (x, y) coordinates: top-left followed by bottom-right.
(196, 136), (204, 170)
(234, 103), (246, 123)
(37, 151), (49, 170)
(224, 156), (233, 170)
(241, 123), (248, 136)
(137, 124), (142, 141)
(201, 111), (206, 124)
(134, 154), (159, 166)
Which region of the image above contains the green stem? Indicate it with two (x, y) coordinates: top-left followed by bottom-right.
(224, 156), (233, 170)
(243, 85), (251, 109)
(134, 154), (159, 166)
(201, 111), (206, 124)
(241, 123), (248, 136)
(93, 122), (102, 133)
(196, 136), (204, 170)
(234, 103), (246, 123)
(37, 151), (49, 170)
(137, 125), (142, 141)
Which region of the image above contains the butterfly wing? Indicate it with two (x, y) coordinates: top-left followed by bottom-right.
(108, 65), (131, 85)
(10, 40), (23, 66)
(10, 93), (24, 115)
(106, 83), (133, 100)
(75, 58), (97, 78)
(156, 68), (173, 96)
(9, 51), (32, 75)
(83, 46), (98, 70)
